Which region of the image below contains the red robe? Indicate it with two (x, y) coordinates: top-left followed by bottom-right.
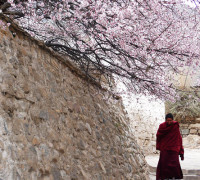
(156, 121), (184, 154)
(156, 121), (184, 180)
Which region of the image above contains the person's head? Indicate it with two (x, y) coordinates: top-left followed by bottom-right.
(165, 113), (174, 125)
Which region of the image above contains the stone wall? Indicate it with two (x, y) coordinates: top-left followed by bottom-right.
(180, 119), (200, 137)
(0, 17), (149, 179)
(182, 135), (200, 149)
(166, 101), (200, 137)
(121, 94), (165, 155)
(127, 113), (158, 155)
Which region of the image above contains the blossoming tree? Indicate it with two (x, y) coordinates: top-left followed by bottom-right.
(0, 0), (200, 99)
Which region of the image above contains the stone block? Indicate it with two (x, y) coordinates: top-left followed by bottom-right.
(182, 135), (188, 138)
(77, 140), (86, 150)
(12, 119), (23, 135)
(21, 82), (30, 94)
(181, 129), (189, 135)
(0, 140), (4, 150)
(196, 118), (200, 122)
(32, 137), (40, 146)
(99, 161), (106, 174)
(85, 123), (92, 135)
(3, 74), (16, 86)
(51, 167), (61, 180)
(9, 57), (19, 66)
(190, 129), (197, 134)
(189, 124), (200, 129)
(0, 50), (7, 63)
(39, 110), (49, 121)
(180, 124), (189, 128)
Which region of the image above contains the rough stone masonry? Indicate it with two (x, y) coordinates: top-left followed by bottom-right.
(0, 16), (149, 180)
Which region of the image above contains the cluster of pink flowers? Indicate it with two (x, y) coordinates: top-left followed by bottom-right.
(1, 0), (200, 99)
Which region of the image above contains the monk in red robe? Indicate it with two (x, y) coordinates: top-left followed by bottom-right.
(156, 113), (184, 180)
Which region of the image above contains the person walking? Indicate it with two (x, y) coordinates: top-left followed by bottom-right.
(156, 113), (184, 180)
